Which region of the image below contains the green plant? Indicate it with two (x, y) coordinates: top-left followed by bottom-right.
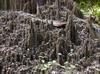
(75, 0), (100, 21)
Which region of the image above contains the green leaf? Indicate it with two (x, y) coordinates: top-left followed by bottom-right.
(70, 64), (76, 69)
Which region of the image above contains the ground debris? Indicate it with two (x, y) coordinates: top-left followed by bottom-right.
(0, 1), (100, 74)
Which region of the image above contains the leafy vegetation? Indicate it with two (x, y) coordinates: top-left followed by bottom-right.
(75, 0), (100, 21)
(37, 60), (76, 74)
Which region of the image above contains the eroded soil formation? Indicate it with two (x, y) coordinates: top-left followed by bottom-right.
(0, 0), (100, 74)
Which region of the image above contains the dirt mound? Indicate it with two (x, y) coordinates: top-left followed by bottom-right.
(0, 2), (100, 74)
